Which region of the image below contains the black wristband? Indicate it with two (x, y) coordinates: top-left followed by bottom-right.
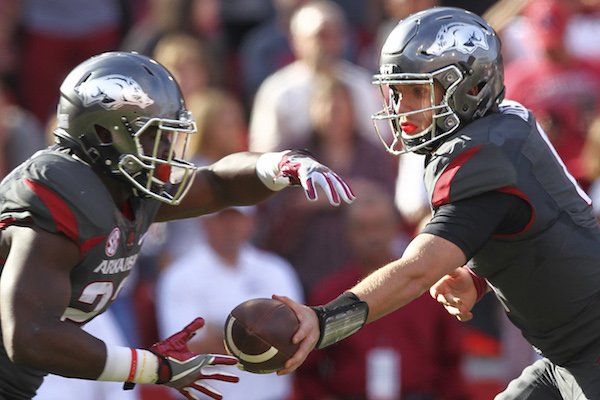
(311, 292), (369, 349)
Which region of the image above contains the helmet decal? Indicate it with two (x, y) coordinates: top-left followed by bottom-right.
(425, 22), (489, 56)
(56, 52), (198, 205)
(75, 74), (154, 110)
(371, 7), (504, 155)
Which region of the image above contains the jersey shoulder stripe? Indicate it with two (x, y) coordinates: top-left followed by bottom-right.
(432, 145), (482, 207)
(1, 149), (118, 245)
(426, 114), (524, 208)
(23, 177), (79, 241)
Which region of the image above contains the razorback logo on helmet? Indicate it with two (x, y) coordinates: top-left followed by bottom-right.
(75, 74), (154, 110)
(425, 22), (489, 56)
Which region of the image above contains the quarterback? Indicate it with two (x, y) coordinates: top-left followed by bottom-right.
(0, 52), (354, 399)
(278, 7), (600, 400)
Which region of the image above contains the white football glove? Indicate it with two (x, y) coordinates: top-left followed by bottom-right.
(256, 150), (355, 206)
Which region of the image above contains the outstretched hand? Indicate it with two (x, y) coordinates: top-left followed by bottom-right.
(429, 266), (478, 322)
(271, 294), (320, 375)
(151, 318), (239, 400)
(275, 150), (355, 206)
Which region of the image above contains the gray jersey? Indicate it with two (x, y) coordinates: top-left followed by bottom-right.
(424, 101), (600, 364)
(0, 147), (160, 399)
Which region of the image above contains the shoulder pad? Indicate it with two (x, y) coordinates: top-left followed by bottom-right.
(1, 151), (115, 243)
(426, 140), (518, 208)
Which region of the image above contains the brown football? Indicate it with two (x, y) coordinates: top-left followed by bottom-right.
(223, 298), (300, 374)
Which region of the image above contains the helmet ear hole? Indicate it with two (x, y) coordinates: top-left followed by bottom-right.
(94, 125), (113, 144)
(467, 81), (486, 96)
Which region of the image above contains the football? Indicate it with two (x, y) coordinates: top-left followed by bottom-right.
(223, 298), (300, 374)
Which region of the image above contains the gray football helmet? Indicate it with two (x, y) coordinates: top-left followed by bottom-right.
(372, 7), (505, 154)
(55, 51), (197, 205)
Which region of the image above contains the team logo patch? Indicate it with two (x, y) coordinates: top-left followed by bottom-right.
(425, 22), (489, 56)
(105, 227), (121, 257)
(75, 74), (154, 110)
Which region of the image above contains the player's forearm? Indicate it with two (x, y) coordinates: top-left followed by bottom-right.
(353, 233), (467, 323)
(8, 320), (164, 385)
(157, 149), (354, 221)
(208, 151), (277, 204)
(351, 260), (430, 323)
(6, 320), (107, 379)
(156, 152), (274, 220)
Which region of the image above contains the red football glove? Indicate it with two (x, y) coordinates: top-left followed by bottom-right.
(151, 318), (239, 400)
(275, 150), (355, 205)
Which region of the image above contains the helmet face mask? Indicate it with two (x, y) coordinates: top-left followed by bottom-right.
(372, 66), (462, 155)
(371, 7), (505, 155)
(55, 52), (198, 205)
(118, 112), (197, 204)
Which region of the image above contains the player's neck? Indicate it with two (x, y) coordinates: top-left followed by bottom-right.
(95, 168), (135, 208)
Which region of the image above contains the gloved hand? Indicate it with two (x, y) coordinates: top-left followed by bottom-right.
(151, 318), (239, 400)
(257, 150), (356, 206)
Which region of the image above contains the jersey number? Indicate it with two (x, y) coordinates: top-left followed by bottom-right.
(62, 278), (129, 323)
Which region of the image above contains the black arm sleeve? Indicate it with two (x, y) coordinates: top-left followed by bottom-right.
(421, 190), (531, 259)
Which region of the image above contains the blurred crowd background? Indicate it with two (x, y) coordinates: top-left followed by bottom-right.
(2, 0), (600, 399)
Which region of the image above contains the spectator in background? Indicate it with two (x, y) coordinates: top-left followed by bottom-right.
(188, 0), (227, 46)
(186, 0), (233, 91)
(504, 0), (600, 187)
(120, 0), (188, 55)
(185, 89), (249, 167)
(165, 88), (249, 258)
(152, 32), (223, 99)
(16, 0), (128, 124)
(566, 0), (600, 63)
(330, 0), (381, 65)
(256, 74), (396, 295)
(295, 180), (469, 400)
(220, 0), (275, 50)
(0, 78), (46, 179)
(248, 0), (380, 153)
(156, 206), (303, 400)
(122, 0), (232, 88)
(0, 0), (20, 83)
(484, 0), (530, 65)
(239, 0), (307, 108)
(581, 115), (600, 223)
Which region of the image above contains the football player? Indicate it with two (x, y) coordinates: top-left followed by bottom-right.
(0, 52), (354, 399)
(277, 7), (600, 399)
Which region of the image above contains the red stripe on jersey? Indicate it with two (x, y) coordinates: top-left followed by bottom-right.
(24, 178), (79, 242)
(494, 186), (535, 237)
(80, 235), (106, 255)
(432, 145), (482, 207)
